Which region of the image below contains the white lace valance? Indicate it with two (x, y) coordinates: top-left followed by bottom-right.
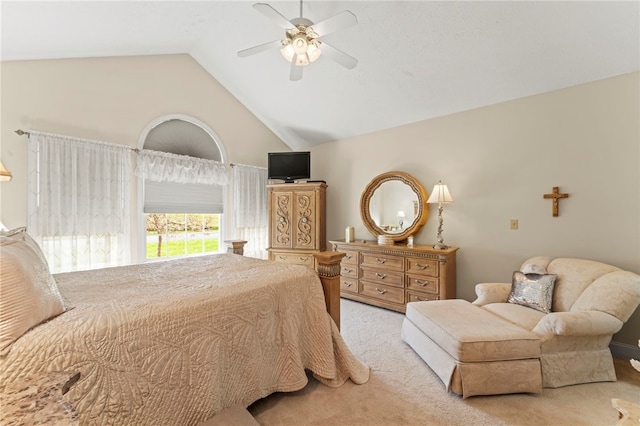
(136, 149), (229, 185)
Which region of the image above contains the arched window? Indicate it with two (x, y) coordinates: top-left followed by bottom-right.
(137, 115), (227, 262)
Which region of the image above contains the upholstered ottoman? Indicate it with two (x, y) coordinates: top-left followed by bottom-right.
(401, 299), (542, 398)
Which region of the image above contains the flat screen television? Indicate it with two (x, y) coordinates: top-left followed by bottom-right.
(268, 151), (311, 183)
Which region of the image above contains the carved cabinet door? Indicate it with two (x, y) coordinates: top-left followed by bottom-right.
(267, 182), (326, 254)
(293, 191), (316, 250)
(271, 191), (293, 249)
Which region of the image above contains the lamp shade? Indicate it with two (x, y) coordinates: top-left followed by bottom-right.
(397, 210), (406, 218)
(0, 161), (12, 182)
(427, 181), (454, 204)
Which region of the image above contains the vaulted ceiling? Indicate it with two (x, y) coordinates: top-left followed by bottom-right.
(2, 1), (639, 150)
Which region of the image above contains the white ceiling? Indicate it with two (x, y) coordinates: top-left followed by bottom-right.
(2, 1), (639, 150)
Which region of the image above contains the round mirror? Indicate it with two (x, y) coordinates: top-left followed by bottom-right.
(360, 171), (429, 244)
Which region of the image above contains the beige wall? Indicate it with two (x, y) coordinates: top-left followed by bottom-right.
(311, 72), (640, 347)
(0, 54), (290, 259)
(1, 55), (638, 347)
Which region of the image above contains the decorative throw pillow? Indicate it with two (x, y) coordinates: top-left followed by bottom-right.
(507, 271), (557, 313)
(0, 230), (66, 355)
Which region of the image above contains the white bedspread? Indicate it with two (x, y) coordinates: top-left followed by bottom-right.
(0, 254), (369, 425)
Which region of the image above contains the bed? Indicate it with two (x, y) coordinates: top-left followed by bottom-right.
(0, 229), (369, 425)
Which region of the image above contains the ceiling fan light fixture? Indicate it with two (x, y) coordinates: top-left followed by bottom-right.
(280, 34), (321, 66)
(280, 39), (295, 62)
(295, 54), (309, 66)
(240, 2), (357, 79)
(307, 40), (321, 62)
(292, 34), (308, 55)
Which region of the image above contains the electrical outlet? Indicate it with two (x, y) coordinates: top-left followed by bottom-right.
(510, 219), (518, 230)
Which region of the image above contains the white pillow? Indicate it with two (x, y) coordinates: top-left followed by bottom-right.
(521, 263), (548, 275)
(0, 229), (66, 355)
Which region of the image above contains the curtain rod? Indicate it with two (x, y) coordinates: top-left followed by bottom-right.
(16, 129), (250, 168)
(16, 129), (142, 153)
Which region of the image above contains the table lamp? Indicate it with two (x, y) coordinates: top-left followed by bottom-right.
(426, 180), (454, 249)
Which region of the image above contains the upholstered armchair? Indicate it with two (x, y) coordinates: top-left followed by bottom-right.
(473, 256), (640, 388)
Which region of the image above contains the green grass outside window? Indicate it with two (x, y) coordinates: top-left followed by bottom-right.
(147, 239), (219, 258)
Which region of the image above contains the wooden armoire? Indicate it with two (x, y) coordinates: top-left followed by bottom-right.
(267, 182), (326, 269)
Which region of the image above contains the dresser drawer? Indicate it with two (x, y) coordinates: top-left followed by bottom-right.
(406, 291), (440, 303)
(361, 253), (404, 272)
(340, 277), (358, 294)
(406, 257), (439, 277)
(360, 281), (404, 304)
(340, 265), (358, 278)
(340, 250), (359, 265)
(406, 274), (439, 294)
(272, 252), (315, 267)
(360, 268), (404, 287)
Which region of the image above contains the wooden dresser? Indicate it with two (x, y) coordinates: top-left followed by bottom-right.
(329, 240), (458, 313)
(267, 182), (326, 269)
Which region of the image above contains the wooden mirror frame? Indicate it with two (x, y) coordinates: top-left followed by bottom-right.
(360, 171), (429, 244)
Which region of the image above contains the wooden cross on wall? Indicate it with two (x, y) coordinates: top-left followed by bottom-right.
(543, 186), (569, 217)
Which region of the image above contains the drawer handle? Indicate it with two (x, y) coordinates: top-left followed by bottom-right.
(415, 279), (429, 286)
(343, 268), (353, 273)
(345, 254), (353, 260)
(414, 296), (429, 301)
(375, 272), (387, 279)
(299, 257), (309, 261)
(376, 258), (387, 264)
(415, 263), (430, 270)
(375, 288), (387, 295)
(278, 256), (286, 260)
(343, 281), (353, 287)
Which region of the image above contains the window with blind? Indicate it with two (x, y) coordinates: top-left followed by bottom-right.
(143, 181), (224, 259)
(139, 116), (227, 260)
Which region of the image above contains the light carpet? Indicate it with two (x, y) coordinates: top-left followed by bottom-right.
(249, 299), (640, 425)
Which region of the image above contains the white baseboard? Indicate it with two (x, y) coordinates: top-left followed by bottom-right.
(610, 341), (640, 360)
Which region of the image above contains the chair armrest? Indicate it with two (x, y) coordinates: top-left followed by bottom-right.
(532, 310), (623, 337)
(472, 283), (511, 306)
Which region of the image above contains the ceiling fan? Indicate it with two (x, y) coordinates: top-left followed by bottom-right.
(237, 2), (358, 81)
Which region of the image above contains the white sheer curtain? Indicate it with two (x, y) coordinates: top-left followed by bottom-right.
(136, 149), (228, 184)
(27, 131), (132, 273)
(232, 164), (268, 259)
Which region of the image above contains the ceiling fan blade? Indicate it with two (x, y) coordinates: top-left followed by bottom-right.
(312, 10), (357, 37)
(290, 58), (303, 81)
(253, 3), (294, 30)
(321, 42), (358, 70)
(238, 39), (282, 58)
